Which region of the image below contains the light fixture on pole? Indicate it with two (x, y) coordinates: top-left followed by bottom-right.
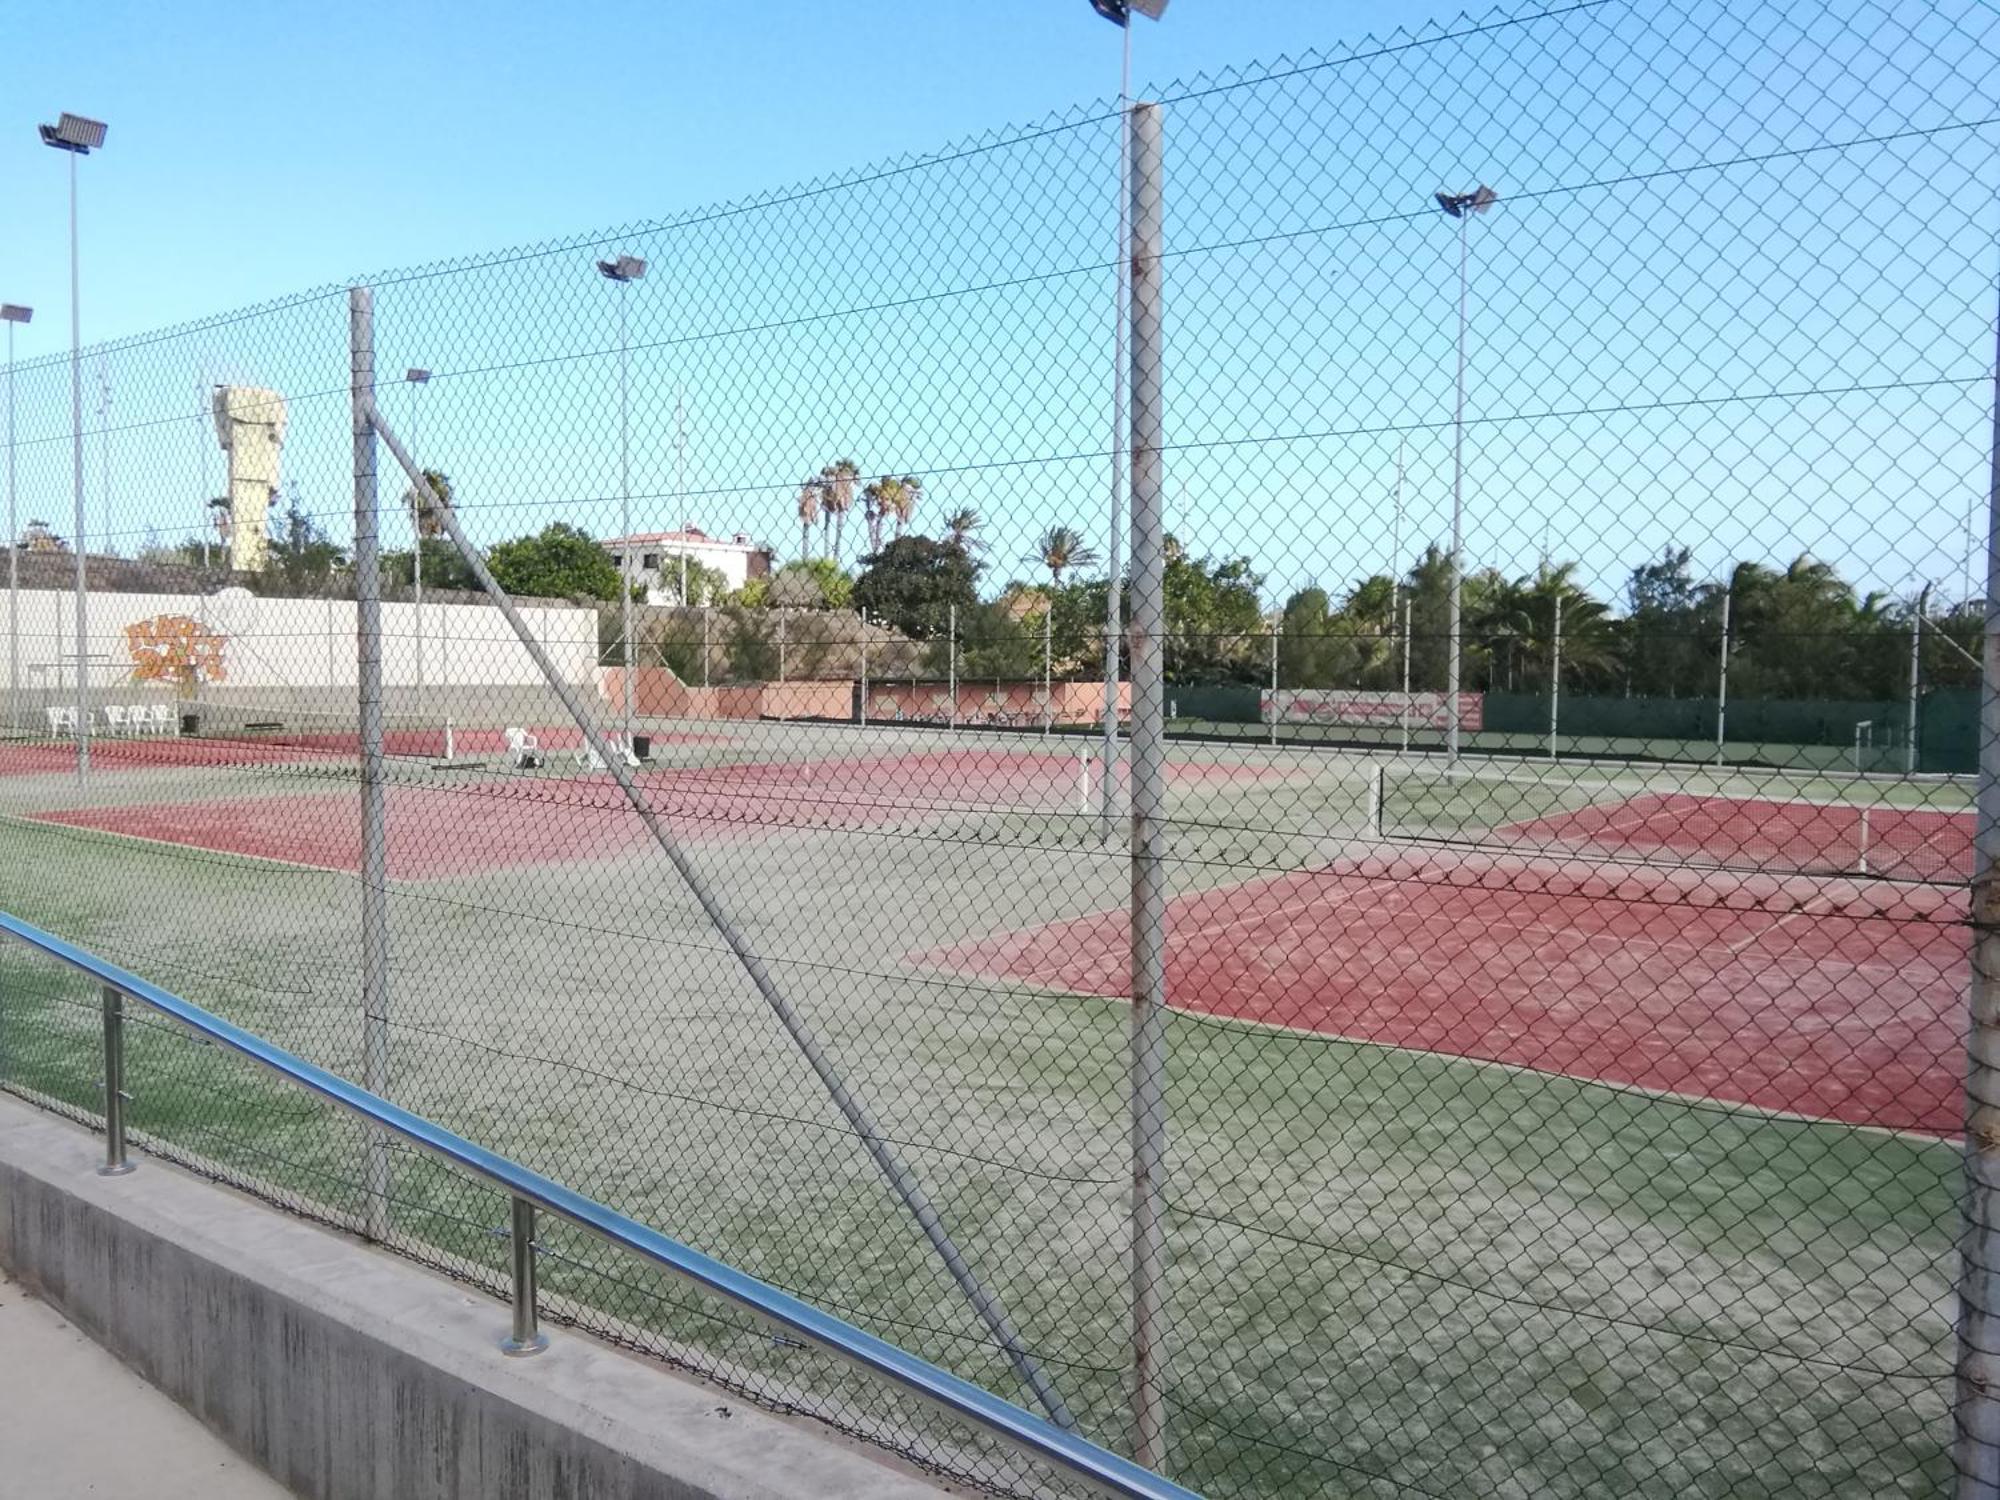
(3, 303), (32, 736)
(404, 369), (432, 721)
(40, 112), (107, 783)
(1434, 183), (1496, 768)
(598, 255), (647, 744)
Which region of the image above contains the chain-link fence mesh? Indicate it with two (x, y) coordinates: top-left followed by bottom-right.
(1, 1), (1995, 1494)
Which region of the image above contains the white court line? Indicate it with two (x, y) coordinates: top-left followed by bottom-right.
(0, 807), (353, 879)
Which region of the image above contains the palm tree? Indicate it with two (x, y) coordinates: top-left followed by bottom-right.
(890, 475), (923, 538)
(944, 507), (983, 552)
(821, 459), (859, 560)
(796, 479), (821, 562)
(403, 469), (453, 538)
(861, 479), (887, 556)
(1029, 525), (1101, 587)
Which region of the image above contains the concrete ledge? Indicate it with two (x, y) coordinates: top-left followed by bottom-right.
(0, 1096), (955, 1500)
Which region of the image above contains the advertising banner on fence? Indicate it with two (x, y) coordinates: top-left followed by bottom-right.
(1261, 689), (1484, 732)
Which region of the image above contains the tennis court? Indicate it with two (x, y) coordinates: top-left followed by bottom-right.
(0, 720), (753, 778)
(18, 743), (1295, 878)
(921, 844), (1964, 1133)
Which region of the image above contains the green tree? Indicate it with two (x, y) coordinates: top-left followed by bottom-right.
(383, 537), (481, 593)
(487, 523), (623, 601)
(1162, 536), (1264, 683)
(654, 557), (730, 606)
(1277, 587), (1358, 689)
(723, 607), (779, 681)
(953, 599), (1042, 678)
(265, 496), (347, 589)
(763, 558), (854, 610)
(852, 535), (980, 641)
(1625, 546), (1706, 698)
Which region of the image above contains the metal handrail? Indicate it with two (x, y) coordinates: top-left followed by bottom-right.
(0, 909), (1199, 1500)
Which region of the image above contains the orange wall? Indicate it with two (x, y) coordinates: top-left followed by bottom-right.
(598, 669), (850, 722)
(861, 680), (1129, 726)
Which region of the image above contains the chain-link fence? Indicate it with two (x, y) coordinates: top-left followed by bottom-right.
(1, 1), (1996, 1494)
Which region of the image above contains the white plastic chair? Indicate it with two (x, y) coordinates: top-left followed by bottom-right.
(103, 705), (130, 736)
(504, 726), (543, 769)
(150, 705), (176, 735)
(573, 742), (607, 772)
(126, 705), (152, 735)
(44, 706), (71, 738)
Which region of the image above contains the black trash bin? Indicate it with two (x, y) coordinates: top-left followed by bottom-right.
(179, 712), (200, 736)
(629, 733), (652, 761)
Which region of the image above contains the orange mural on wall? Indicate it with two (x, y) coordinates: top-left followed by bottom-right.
(124, 614), (229, 687)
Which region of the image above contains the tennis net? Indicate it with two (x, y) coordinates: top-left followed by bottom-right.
(1371, 762), (1974, 886)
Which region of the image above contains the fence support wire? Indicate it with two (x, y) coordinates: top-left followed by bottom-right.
(350, 287), (393, 1246)
(1959, 303), (2000, 1498)
(1124, 99), (1169, 1477)
(353, 295), (1073, 1432)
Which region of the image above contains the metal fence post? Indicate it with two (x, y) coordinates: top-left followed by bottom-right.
(1044, 605), (1054, 737)
(859, 608), (869, 725)
(1549, 589), (1562, 761)
(1268, 622), (1278, 749)
(352, 287), (393, 1245)
(98, 984), (134, 1176)
(1125, 98), (1169, 1477)
(948, 602), (959, 728)
(1958, 303), (2000, 1498)
(1716, 584), (1732, 763)
(1911, 584), (1930, 775)
(502, 1195), (549, 1356)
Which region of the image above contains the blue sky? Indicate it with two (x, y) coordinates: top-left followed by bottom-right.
(0, 0), (1473, 345)
(3, 0), (1997, 614)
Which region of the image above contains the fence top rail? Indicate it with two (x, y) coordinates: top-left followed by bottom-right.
(0, 907), (1198, 1500)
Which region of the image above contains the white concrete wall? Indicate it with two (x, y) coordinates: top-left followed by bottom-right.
(7, 589), (596, 694)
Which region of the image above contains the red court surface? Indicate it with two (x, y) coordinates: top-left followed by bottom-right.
(918, 849), (1969, 1134)
(1491, 792), (1973, 885)
(0, 726), (727, 778)
(26, 750), (1290, 879)
(31, 785), (655, 880)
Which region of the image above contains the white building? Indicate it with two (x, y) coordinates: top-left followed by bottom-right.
(602, 527), (775, 602)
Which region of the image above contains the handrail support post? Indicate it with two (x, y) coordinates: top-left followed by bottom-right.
(501, 1195), (549, 1356)
(97, 984), (134, 1177)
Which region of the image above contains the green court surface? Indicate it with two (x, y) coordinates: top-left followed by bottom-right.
(0, 720), (1963, 1498)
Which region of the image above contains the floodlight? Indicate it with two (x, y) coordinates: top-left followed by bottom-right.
(0, 306), (31, 325)
(596, 256), (647, 282)
(1435, 185), (1498, 218)
(1090, 0), (1167, 21)
(38, 113), (108, 154)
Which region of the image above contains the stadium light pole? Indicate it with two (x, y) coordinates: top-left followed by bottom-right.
(598, 254), (647, 743)
(1434, 185), (1495, 769)
(405, 369), (432, 721)
(40, 112), (107, 782)
(1091, 0), (1167, 841)
(3, 304), (30, 737)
